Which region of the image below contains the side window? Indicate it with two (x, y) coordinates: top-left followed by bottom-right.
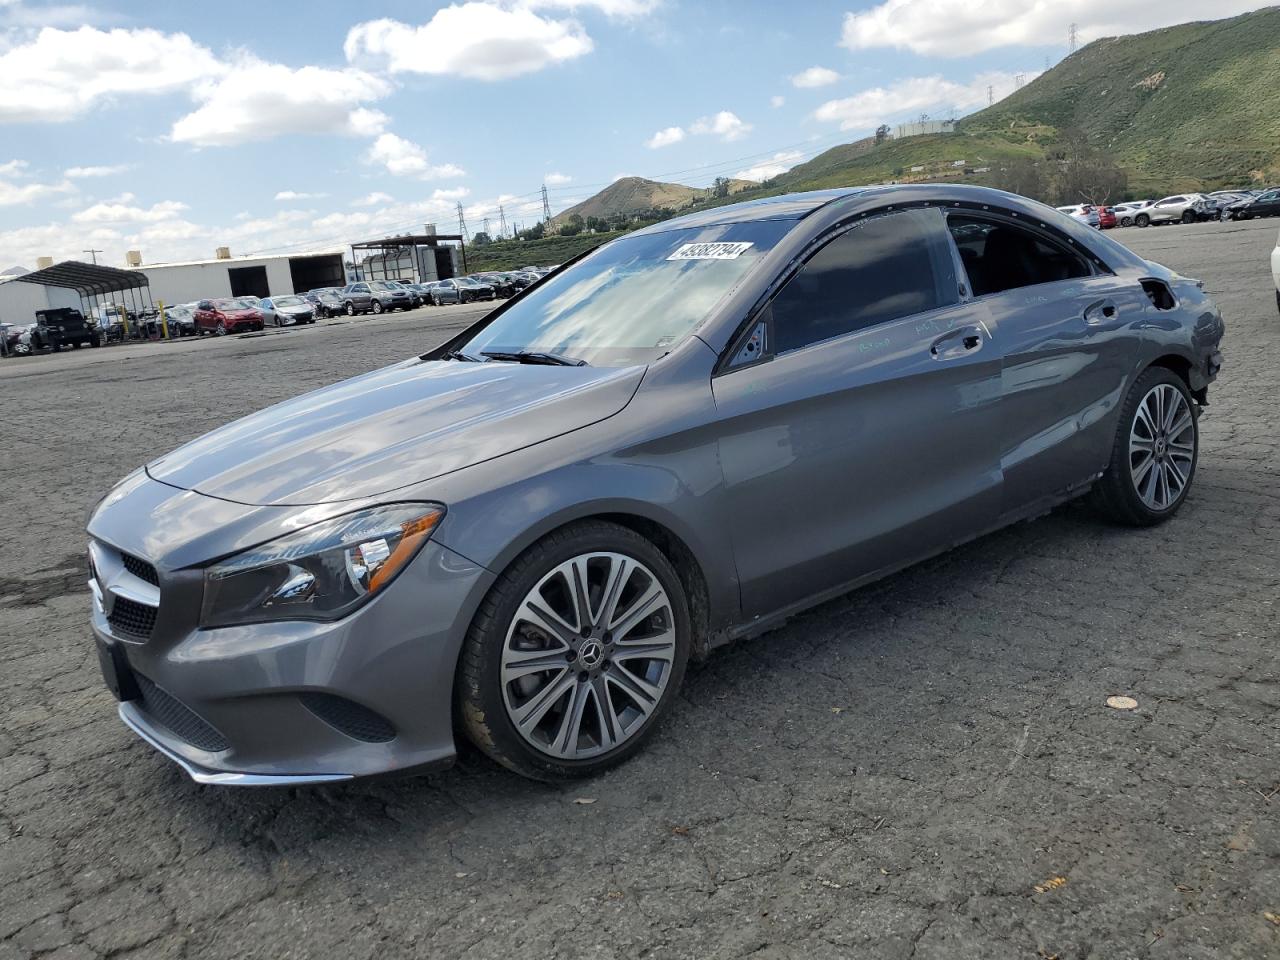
(769, 208), (958, 355)
(946, 215), (1091, 298)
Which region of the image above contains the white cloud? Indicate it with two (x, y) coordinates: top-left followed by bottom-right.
(352, 191), (395, 206)
(0, 26), (224, 123)
(0, 1), (109, 29)
(64, 164), (130, 178)
(72, 199), (189, 224)
(839, 0), (1264, 56)
(734, 150), (805, 182)
(545, 171), (572, 185)
(0, 176), (74, 206)
(645, 125), (685, 149)
(770, 95), (786, 108)
(0, 159), (28, 177)
(345, 4), (594, 81)
(170, 59), (391, 147)
(275, 190), (329, 201)
(689, 110), (752, 142)
(432, 186), (470, 201)
(813, 71), (1033, 130)
(365, 132), (466, 179)
(790, 66), (840, 88)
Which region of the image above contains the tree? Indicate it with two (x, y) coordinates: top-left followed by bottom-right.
(557, 214), (584, 237)
(471, 231), (491, 246)
(519, 221), (545, 240)
(990, 156), (1048, 202)
(875, 123), (891, 144)
(585, 216), (608, 233)
(1048, 127), (1127, 205)
(712, 176), (731, 199)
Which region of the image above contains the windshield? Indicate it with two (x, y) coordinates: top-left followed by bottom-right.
(368, 280), (399, 291)
(457, 278), (482, 287)
(274, 296), (306, 307)
(217, 298), (258, 310)
(459, 220), (793, 367)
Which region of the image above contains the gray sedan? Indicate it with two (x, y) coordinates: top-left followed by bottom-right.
(259, 295), (315, 326)
(87, 184), (1224, 784)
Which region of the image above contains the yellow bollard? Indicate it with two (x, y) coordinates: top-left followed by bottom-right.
(119, 303), (130, 341)
(158, 300), (169, 340)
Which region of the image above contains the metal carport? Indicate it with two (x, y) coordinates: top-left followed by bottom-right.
(12, 260), (155, 322)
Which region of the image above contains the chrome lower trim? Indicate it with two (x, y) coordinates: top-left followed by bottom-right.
(118, 702), (354, 787)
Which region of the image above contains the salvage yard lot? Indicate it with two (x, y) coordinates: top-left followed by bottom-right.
(1, 219), (1278, 960)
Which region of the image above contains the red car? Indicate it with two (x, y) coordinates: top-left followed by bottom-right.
(193, 297), (265, 336)
(1097, 206), (1117, 229)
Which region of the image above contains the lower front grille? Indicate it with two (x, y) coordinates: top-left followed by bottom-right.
(136, 673), (229, 752)
(108, 596), (157, 639)
(300, 693), (395, 743)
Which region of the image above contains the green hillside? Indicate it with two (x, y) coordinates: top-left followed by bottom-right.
(463, 230), (624, 272)
(960, 6), (1280, 192)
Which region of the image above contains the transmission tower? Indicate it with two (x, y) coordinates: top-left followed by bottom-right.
(1068, 22), (1078, 54)
(541, 184), (552, 222)
(987, 85), (994, 106)
(456, 202), (469, 241)
(1014, 73), (1026, 90)
(498, 205), (508, 239)
(481, 216), (490, 239)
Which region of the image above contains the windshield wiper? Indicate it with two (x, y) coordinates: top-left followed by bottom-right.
(482, 351), (589, 367)
(443, 349), (485, 362)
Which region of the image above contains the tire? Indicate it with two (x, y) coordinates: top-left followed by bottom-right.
(72, 341), (81, 349)
(90, 337), (99, 348)
(458, 520), (692, 781)
(1090, 367), (1199, 526)
(1135, 213), (1150, 228)
(216, 321), (227, 336)
(431, 294), (440, 306)
(345, 302), (355, 317)
(1120, 216), (1132, 227)
(1181, 210), (1195, 224)
(371, 300), (383, 315)
(1275, 288), (1279, 315)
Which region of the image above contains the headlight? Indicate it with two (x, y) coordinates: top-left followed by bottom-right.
(200, 503), (444, 628)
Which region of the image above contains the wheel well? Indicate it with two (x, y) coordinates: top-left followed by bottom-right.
(594, 513), (714, 661)
(1148, 354), (1205, 403)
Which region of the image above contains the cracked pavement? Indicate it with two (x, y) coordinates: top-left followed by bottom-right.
(1, 221), (1278, 959)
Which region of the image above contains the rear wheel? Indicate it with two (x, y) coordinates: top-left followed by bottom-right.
(1120, 216), (1132, 227)
(458, 521), (691, 781)
(1136, 213), (1150, 228)
(1091, 368), (1198, 526)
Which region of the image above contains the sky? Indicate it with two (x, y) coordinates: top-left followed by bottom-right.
(0, 0), (1263, 270)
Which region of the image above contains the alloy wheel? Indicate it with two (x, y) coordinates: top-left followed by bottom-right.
(500, 552), (677, 760)
(1129, 383), (1195, 512)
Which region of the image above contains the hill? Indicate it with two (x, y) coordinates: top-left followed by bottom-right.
(551, 176), (755, 225)
(959, 6), (1280, 191)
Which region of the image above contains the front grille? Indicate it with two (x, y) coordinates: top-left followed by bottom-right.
(108, 596), (157, 639)
(121, 552), (159, 586)
(300, 693), (396, 743)
(136, 673), (229, 752)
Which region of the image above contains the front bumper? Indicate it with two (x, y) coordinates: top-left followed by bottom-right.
(88, 483), (495, 785)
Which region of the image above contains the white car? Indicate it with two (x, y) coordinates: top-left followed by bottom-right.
(1113, 201), (1153, 227)
(1056, 204), (1100, 228)
(1133, 194), (1210, 227)
(1271, 227), (1280, 315)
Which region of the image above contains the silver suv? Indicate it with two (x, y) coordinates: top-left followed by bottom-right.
(1134, 194), (1211, 227)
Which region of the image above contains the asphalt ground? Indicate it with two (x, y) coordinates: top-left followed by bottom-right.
(1, 219), (1278, 960)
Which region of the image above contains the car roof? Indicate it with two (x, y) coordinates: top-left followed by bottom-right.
(630, 188), (870, 235)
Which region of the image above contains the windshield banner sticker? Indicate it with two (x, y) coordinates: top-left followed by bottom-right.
(667, 242), (753, 261)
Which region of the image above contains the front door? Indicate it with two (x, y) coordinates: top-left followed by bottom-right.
(711, 208), (1004, 619)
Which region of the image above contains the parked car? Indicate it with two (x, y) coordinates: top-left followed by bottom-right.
(194, 298), (265, 336)
(1113, 201), (1153, 227)
(30, 308), (100, 351)
(1097, 206), (1117, 229)
(260, 295), (316, 327)
(340, 280), (414, 315)
(427, 278), (491, 305)
(86, 184), (1224, 785)
(383, 280), (426, 307)
(1134, 194), (1207, 227)
(162, 304), (198, 337)
(474, 273), (517, 297)
(1222, 189), (1280, 221)
(2, 322), (32, 356)
(402, 283), (435, 305)
(305, 288), (346, 318)
(1055, 205), (1100, 228)
(1272, 226), (1280, 314)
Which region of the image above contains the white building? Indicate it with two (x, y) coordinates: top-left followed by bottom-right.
(136, 249), (347, 307)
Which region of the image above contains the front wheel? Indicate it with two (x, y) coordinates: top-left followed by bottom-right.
(458, 521), (691, 781)
(215, 321), (227, 336)
(1120, 216), (1132, 227)
(1135, 213), (1150, 228)
(1181, 210), (1196, 224)
(345, 302), (355, 317)
(1090, 368), (1198, 526)
(371, 300), (383, 314)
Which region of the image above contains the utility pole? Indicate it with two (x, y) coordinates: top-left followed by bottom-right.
(456, 202), (469, 241)
(498, 205), (508, 240)
(83, 248), (102, 264)
(1068, 22), (1078, 54)
(541, 184), (552, 223)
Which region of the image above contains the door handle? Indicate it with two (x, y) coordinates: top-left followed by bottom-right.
(930, 325), (984, 360)
(1084, 299), (1118, 325)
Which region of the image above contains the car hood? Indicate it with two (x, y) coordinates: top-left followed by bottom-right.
(146, 358), (646, 507)
(221, 310), (259, 319)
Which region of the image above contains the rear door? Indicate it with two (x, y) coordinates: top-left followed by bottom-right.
(711, 207), (1004, 618)
(945, 212), (1145, 517)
